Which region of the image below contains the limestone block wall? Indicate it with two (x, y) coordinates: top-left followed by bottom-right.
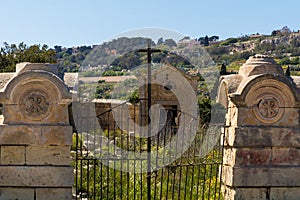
(218, 55), (300, 200)
(0, 63), (73, 199)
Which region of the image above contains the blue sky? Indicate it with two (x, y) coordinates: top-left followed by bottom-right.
(1, 0), (299, 47)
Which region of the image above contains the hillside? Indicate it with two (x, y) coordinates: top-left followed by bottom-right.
(55, 26), (300, 76)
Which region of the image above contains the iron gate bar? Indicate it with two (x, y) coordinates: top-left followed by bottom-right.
(137, 40), (161, 200)
(73, 87), (226, 199)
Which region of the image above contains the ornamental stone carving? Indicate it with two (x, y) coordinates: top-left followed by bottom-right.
(254, 95), (284, 124)
(218, 55), (300, 200)
(257, 97), (279, 118)
(0, 63), (74, 199)
(20, 90), (50, 120)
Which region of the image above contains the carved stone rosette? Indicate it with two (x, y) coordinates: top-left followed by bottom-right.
(20, 90), (50, 120)
(254, 94), (283, 124)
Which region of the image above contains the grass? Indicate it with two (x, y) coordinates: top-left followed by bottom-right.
(72, 129), (224, 200)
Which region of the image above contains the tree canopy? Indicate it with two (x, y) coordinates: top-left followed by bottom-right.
(0, 42), (56, 72)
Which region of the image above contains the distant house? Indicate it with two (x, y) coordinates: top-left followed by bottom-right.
(249, 33), (263, 38)
(139, 64), (199, 144)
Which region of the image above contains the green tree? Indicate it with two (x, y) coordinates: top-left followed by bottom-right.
(286, 66), (291, 76)
(204, 35), (209, 46)
(164, 39), (177, 47)
(220, 63), (227, 75)
(157, 37), (164, 45)
(0, 42), (56, 72)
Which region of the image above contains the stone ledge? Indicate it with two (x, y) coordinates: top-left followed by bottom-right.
(0, 166), (73, 187)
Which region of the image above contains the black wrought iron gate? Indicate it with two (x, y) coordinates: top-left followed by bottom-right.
(72, 102), (224, 200)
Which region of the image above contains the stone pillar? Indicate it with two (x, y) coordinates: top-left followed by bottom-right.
(218, 55), (300, 200)
(0, 63), (73, 199)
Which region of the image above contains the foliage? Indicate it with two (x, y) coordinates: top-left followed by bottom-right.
(198, 96), (212, 124)
(219, 63), (227, 75)
(164, 39), (177, 47)
(102, 70), (124, 76)
(73, 131), (224, 200)
(220, 38), (238, 46)
(0, 42), (56, 72)
(95, 83), (114, 99)
(128, 89), (139, 103)
(286, 66), (291, 76)
(55, 45), (92, 73)
(82, 70), (102, 77)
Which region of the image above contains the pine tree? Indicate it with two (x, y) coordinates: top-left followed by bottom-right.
(286, 66), (291, 76)
(220, 63), (227, 75)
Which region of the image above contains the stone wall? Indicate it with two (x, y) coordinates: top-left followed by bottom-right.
(0, 63), (73, 199)
(218, 55), (300, 200)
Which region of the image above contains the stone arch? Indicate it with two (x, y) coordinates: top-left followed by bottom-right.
(217, 80), (229, 108)
(0, 70), (71, 104)
(231, 74), (299, 106)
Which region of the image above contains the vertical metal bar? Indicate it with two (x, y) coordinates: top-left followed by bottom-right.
(171, 167), (176, 200)
(113, 119), (116, 200)
(189, 165), (195, 200)
(87, 159), (90, 198)
(100, 163), (103, 199)
(195, 163), (201, 199)
(201, 163), (207, 200)
(93, 159), (96, 200)
(177, 165), (183, 200)
(184, 165), (189, 199)
(80, 159), (83, 199)
(146, 39), (152, 200)
(75, 124), (79, 199)
(217, 125), (226, 200)
(165, 165), (170, 200)
(107, 114), (110, 200)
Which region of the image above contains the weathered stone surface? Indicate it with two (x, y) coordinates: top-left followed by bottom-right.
(224, 147), (300, 167)
(0, 63), (73, 199)
(239, 55), (284, 77)
(26, 146), (71, 165)
(270, 187), (300, 200)
(0, 125), (41, 145)
(1, 146), (26, 165)
(235, 188), (268, 200)
(0, 188), (34, 199)
(222, 147), (236, 166)
(16, 62), (59, 75)
(228, 166), (300, 187)
(224, 127), (300, 147)
(41, 125), (72, 145)
(222, 187), (269, 200)
(223, 147), (272, 166)
(0, 166), (73, 187)
(4, 104), (70, 125)
(237, 107), (299, 127)
(272, 148), (300, 166)
(36, 188), (72, 200)
(219, 55), (300, 199)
